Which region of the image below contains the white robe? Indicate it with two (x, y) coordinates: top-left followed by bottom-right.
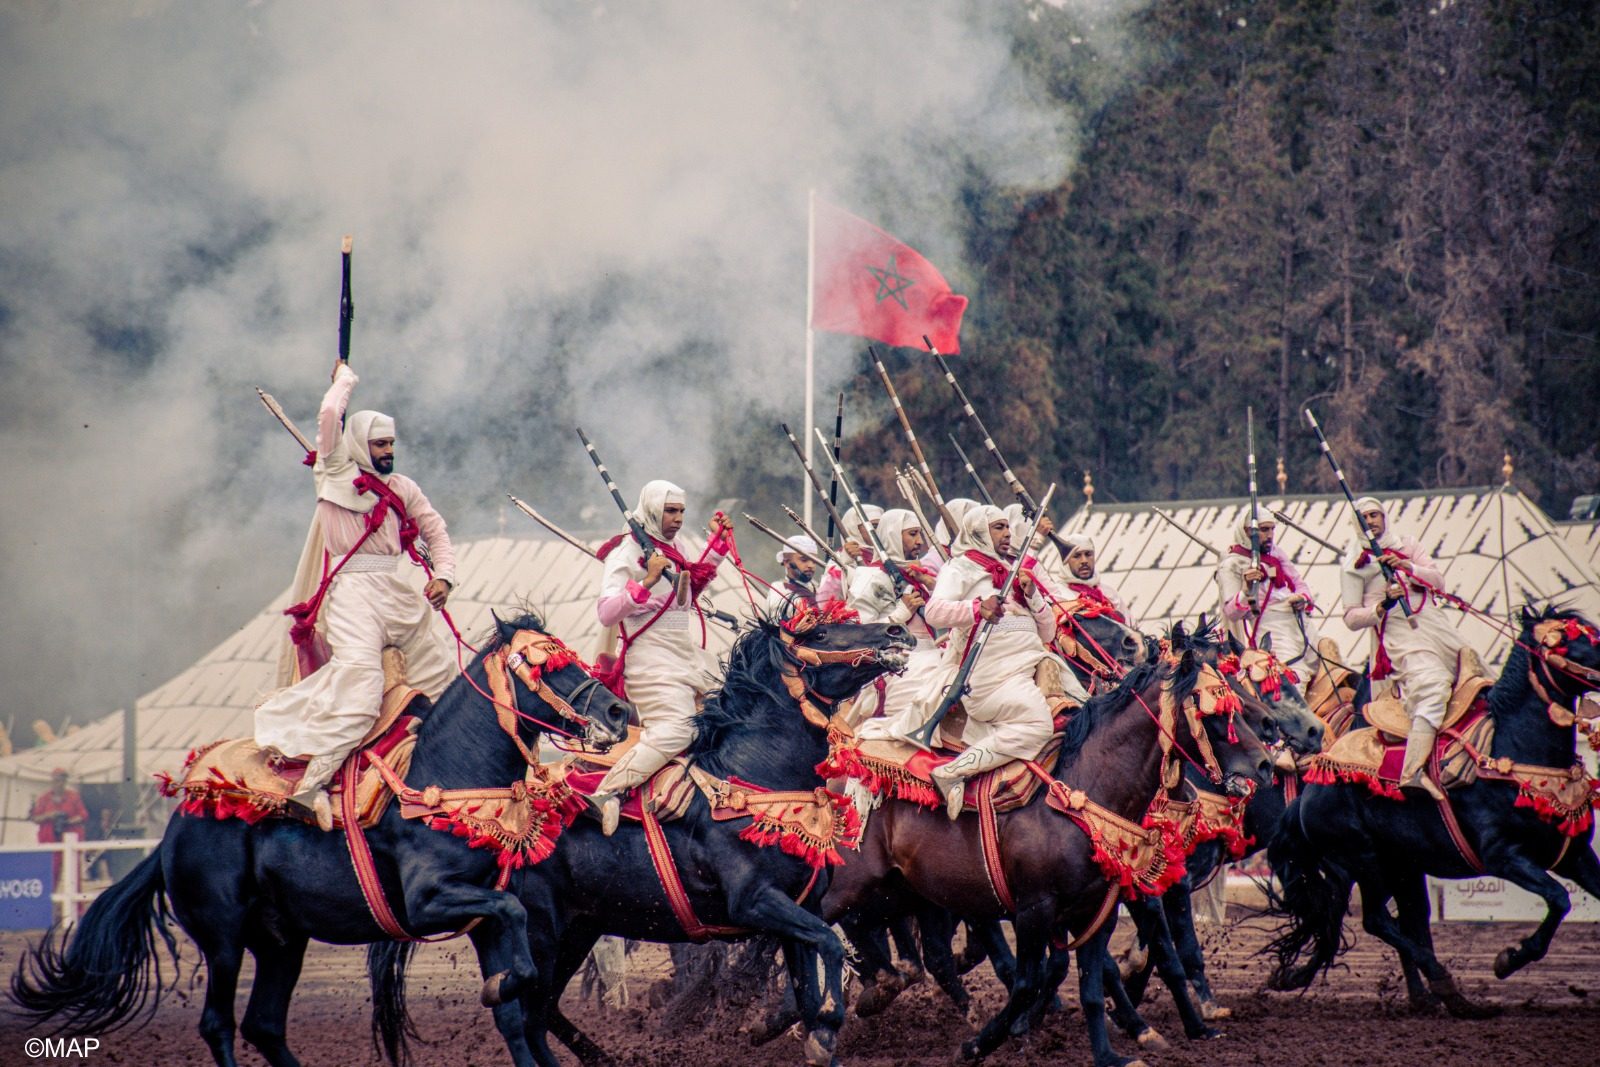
(1216, 548), (1323, 671)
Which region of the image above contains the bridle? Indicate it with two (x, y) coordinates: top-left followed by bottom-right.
(775, 607), (906, 731)
(476, 628), (621, 764)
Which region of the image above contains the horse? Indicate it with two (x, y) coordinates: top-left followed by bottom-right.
(825, 631), (1275, 1066)
(370, 609), (915, 1067)
(1266, 606), (1600, 1015)
(1107, 627), (1327, 1037)
(11, 612), (632, 1067)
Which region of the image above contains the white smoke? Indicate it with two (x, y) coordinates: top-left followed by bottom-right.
(0, 0), (1133, 727)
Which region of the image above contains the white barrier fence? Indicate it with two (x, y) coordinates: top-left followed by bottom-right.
(0, 833), (163, 928)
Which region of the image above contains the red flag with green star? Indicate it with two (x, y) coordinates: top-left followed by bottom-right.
(811, 199), (967, 353)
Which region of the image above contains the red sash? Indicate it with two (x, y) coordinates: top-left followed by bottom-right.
(963, 550), (1028, 606)
(1066, 583), (1125, 623)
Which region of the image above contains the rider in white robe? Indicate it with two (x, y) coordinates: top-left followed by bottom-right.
(1216, 511), (1323, 673)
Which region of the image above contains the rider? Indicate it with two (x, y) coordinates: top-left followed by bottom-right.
(1054, 532), (1131, 625)
(911, 505), (1062, 820)
(590, 480), (733, 834)
(1216, 512), (1322, 673)
(842, 509), (937, 723)
(766, 534), (820, 620)
(817, 503), (883, 603)
(255, 363), (457, 831)
(1340, 497), (1464, 800)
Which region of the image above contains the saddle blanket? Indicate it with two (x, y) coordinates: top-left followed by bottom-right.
(1306, 695), (1493, 799)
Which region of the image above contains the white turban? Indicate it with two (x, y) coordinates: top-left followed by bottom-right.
(1234, 508), (1277, 548)
(776, 534), (818, 564)
(634, 480), (686, 541)
(874, 509), (921, 563)
(934, 497), (979, 546)
(840, 504), (883, 540)
(1059, 532), (1094, 554)
(314, 407), (395, 514)
(953, 504), (1007, 557)
(1351, 496), (1398, 549)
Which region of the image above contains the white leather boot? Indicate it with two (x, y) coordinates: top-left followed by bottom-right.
(592, 742), (673, 835)
(1398, 719), (1445, 801)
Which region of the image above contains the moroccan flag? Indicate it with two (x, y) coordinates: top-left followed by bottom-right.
(811, 199), (968, 354)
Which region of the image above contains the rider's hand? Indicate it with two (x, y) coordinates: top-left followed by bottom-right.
(1037, 515), (1055, 537)
(979, 595), (1005, 623)
(644, 553), (673, 588)
(901, 589), (926, 612)
(1243, 566), (1266, 583)
(423, 578), (451, 610)
(1380, 552), (1411, 573)
(843, 538), (865, 563)
(1286, 593), (1308, 610)
(709, 511), (732, 537)
(1016, 571), (1036, 597)
(331, 360), (351, 383)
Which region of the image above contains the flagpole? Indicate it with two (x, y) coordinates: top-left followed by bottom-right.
(804, 187), (817, 530)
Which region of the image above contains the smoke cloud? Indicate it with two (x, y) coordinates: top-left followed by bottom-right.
(0, 0), (1128, 727)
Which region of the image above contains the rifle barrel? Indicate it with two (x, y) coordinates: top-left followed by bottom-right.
(507, 494), (599, 559)
(869, 347), (958, 534)
(1304, 408), (1414, 618)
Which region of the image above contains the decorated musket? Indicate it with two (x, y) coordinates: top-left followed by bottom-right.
(1304, 408), (1415, 621)
(895, 466), (949, 562)
(780, 506), (854, 570)
(744, 513), (827, 570)
(909, 483), (1056, 749)
(575, 427), (678, 587)
(812, 427), (916, 599)
(1150, 506), (1220, 558)
(924, 336), (1076, 559)
(337, 235), (354, 364)
(1246, 406), (1264, 609)
(869, 346), (958, 536)
(949, 433), (996, 506)
(826, 392), (844, 545)
(1268, 508), (1345, 555)
(781, 423), (855, 545)
(256, 388), (314, 458)
(508, 494), (599, 559)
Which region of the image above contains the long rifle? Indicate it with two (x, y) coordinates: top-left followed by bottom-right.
(895, 467), (949, 562)
(1151, 507), (1221, 558)
(812, 428), (915, 597)
(1268, 508), (1345, 556)
(1304, 408), (1415, 620)
(925, 336), (1076, 558)
(338, 235), (354, 364)
(508, 494), (600, 559)
(1246, 407), (1263, 610)
(909, 483), (1057, 748)
(826, 393), (844, 545)
(256, 388), (315, 457)
(869, 346), (958, 535)
(949, 433), (995, 506)
(781, 423), (855, 545)
(575, 428), (678, 586)
(780, 506), (853, 570)
(744, 513), (827, 570)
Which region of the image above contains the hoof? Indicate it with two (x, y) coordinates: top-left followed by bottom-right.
(855, 974), (905, 1018)
(1199, 998), (1232, 1021)
(480, 971), (509, 1008)
(1493, 947), (1517, 980)
(896, 960), (926, 987)
(1407, 993), (1444, 1016)
(956, 1038), (982, 1064)
(1135, 1027), (1168, 1051)
(802, 1030), (836, 1067)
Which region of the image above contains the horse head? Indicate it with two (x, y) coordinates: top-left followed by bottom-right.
(489, 612), (631, 749)
(1166, 624), (1274, 797)
(1525, 607), (1600, 702)
(1218, 630), (1325, 756)
(1056, 607), (1149, 688)
(774, 601), (915, 708)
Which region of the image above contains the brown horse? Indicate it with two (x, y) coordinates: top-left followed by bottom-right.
(826, 642), (1274, 1066)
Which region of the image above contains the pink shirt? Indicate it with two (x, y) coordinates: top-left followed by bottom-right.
(315, 372), (456, 584)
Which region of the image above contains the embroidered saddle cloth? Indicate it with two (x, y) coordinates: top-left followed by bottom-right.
(160, 648), (426, 829)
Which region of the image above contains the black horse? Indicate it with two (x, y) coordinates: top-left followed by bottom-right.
(1267, 606), (1600, 1014)
(11, 613), (631, 1067)
(371, 612), (914, 1067)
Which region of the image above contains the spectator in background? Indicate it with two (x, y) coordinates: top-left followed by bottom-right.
(30, 769), (88, 883)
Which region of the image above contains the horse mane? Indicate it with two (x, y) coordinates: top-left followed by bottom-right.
(412, 609), (547, 745)
(1052, 659), (1166, 771)
(687, 620), (794, 757)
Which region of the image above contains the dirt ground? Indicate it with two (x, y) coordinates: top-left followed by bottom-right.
(2, 910), (1598, 1066)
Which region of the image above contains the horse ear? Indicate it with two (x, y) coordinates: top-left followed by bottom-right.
(1172, 621), (1188, 648)
(1227, 631), (1244, 656)
(1260, 631), (1274, 652)
(491, 610), (516, 645)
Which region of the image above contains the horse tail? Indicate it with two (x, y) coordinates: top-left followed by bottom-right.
(1262, 800), (1351, 990)
(9, 850), (178, 1033)
(367, 940), (419, 1066)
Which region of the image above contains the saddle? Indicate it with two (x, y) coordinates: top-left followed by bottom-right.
(1306, 653), (1495, 798)
(161, 648), (427, 829)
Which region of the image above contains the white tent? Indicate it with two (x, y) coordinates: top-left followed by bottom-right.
(0, 533), (753, 844)
(1065, 485), (1600, 672)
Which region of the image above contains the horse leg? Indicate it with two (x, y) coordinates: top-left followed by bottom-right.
(1390, 874), (1443, 1014)
(539, 929), (614, 1067)
(841, 914), (904, 1018)
(968, 917), (1017, 990)
(963, 907), (1048, 1062)
(1556, 842), (1600, 902)
(1023, 943), (1073, 1032)
(238, 933), (307, 1067)
(1354, 875), (1492, 1019)
(1170, 878), (1227, 1020)
(1096, 939), (1163, 1049)
(1134, 893), (1218, 1041)
(1487, 853), (1573, 980)
(728, 888), (844, 1067)
(913, 904), (969, 1011)
(1076, 924), (1138, 1067)
(888, 913), (925, 984)
(464, 917), (541, 1067)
